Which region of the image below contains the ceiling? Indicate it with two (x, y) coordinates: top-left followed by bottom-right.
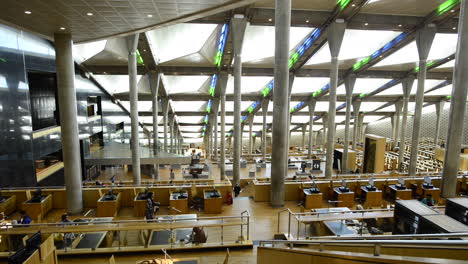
(0, 0), (256, 42)
(2, 0), (464, 143)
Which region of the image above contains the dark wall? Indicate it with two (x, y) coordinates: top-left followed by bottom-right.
(27, 72), (59, 130)
(0, 24), (131, 187)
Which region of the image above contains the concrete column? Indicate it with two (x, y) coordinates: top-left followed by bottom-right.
(358, 113), (365, 143)
(409, 25), (436, 176)
(434, 100), (445, 145)
(322, 114), (328, 147)
(270, 0), (291, 207)
(231, 15), (247, 187)
(219, 73), (228, 180)
(442, 0), (468, 198)
(261, 100), (269, 160)
(149, 72), (160, 179)
(343, 75), (356, 174)
(352, 100), (361, 150)
(253, 136), (257, 152)
(399, 77), (415, 171)
(126, 34), (141, 185)
(301, 125), (306, 148)
(213, 106), (219, 160)
(240, 124), (245, 154)
(248, 119), (253, 154)
(307, 100), (316, 159)
(169, 115), (175, 154)
(162, 99), (169, 152)
(325, 20), (346, 179)
(393, 101), (403, 150)
(54, 33), (83, 214)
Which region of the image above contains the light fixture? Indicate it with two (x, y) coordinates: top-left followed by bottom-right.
(24, 10), (32, 14)
(398, 24), (402, 27)
(143, 49), (147, 52)
(306, 20), (309, 23)
(60, 27), (66, 30)
(86, 12), (93, 16)
(453, 27), (457, 30)
(268, 18), (272, 22)
(451, 9), (455, 12)
(352, 4), (356, 7)
(364, 22), (369, 26)
(147, 14), (153, 18)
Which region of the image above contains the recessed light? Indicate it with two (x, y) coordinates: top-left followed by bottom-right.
(398, 24), (402, 27)
(451, 9), (455, 13)
(453, 27), (457, 30)
(60, 27), (66, 30)
(364, 23), (369, 26)
(352, 4), (356, 7)
(24, 10), (32, 14)
(306, 20), (309, 23)
(143, 49), (147, 52)
(147, 14), (153, 18)
(86, 12), (93, 16)
(268, 18), (272, 22)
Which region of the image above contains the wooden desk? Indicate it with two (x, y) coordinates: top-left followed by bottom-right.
(203, 190), (223, 214)
(361, 186), (382, 207)
(303, 189), (322, 209)
(96, 193), (121, 217)
(22, 194), (53, 221)
(133, 193), (147, 217)
(169, 191), (189, 214)
(333, 188), (354, 208)
(0, 195), (16, 215)
(389, 185), (412, 201)
(422, 187), (441, 204)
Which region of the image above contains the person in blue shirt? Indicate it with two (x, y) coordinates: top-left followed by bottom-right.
(18, 210), (31, 225)
(421, 194), (435, 206)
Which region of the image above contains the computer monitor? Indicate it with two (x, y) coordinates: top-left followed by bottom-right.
(26, 232), (42, 250)
(8, 248), (30, 264)
(423, 176), (434, 189)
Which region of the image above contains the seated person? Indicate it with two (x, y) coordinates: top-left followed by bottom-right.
(421, 194), (435, 206)
(233, 184), (241, 197)
(18, 210), (31, 225)
(210, 190), (220, 198)
(145, 192), (160, 220)
(30, 189), (43, 203)
(300, 161), (307, 173)
(103, 189), (117, 201)
(191, 227), (207, 244)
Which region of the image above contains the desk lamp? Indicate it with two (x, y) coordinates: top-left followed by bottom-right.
(339, 179), (349, 193)
(366, 178), (377, 191)
(396, 177), (406, 190)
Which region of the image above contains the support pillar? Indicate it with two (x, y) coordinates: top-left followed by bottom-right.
(352, 100), (361, 150)
(434, 100), (445, 145)
(343, 75), (356, 174)
(393, 101), (403, 150)
(261, 100), (269, 160)
(213, 105), (219, 160)
(126, 34), (141, 185)
(219, 73), (228, 180)
(409, 25), (436, 176)
(399, 77), (415, 172)
(325, 20), (346, 179)
(169, 115), (175, 154)
(307, 100), (316, 159)
(248, 119), (253, 154)
(162, 99), (169, 152)
(150, 72), (161, 179)
(442, 0), (468, 198)
(231, 15), (247, 187)
(301, 125), (306, 148)
(270, 0), (291, 207)
(54, 33), (83, 213)
(322, 114), (328, 147)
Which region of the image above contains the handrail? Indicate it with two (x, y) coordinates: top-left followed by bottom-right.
(296, 232), (468, 241)
(277, 208), (293, 238)
(258, 238), (468, 256)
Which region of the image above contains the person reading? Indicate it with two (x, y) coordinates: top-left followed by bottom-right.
(422, 194), (435, 206)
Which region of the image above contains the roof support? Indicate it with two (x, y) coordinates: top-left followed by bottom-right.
(398, 77), (415, 172)
(231, 14), (247, 188)
(442, 0), (468, 198)
(409, 24), (436, 176)
(126, 33), (141, 185)
(343, 74), (356, 174)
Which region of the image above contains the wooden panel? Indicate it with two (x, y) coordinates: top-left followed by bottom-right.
(96, 193), (121, 217)
(83, 189), (103, 208)
(2, 190), (31, 207)
(0, 195), (16, 215)
(42, 189), (67, 209)
(23, 250), (40, 264)
(22, 194), (53, 221)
